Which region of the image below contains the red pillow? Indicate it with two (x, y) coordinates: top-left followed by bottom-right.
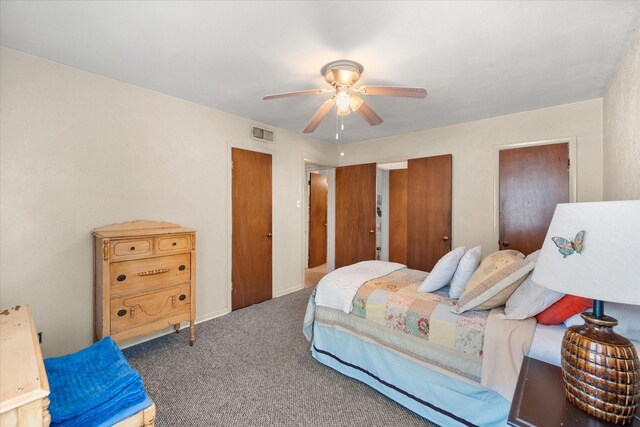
(536, 295), (592, 325)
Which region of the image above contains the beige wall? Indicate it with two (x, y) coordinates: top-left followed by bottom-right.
(0, 47), (607, 358)
(338, 99), (604, 257)
(0, 48), (337, 356)
(603, 27), (640, 200)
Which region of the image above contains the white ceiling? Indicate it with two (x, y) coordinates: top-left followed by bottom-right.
(1, 1), (639, 144)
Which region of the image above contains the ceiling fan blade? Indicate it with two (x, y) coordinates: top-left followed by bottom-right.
(356, 100), (383, 126)
(263, 89), (326, 100)
(359, 86), (427, 98)
(303, 100), (335, 133)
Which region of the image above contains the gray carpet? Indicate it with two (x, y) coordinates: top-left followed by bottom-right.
(124, 288), (438, 426)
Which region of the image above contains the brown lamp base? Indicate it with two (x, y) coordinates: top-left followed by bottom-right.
(561, 312), (640, 425)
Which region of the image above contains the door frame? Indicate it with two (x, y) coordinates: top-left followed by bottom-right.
(227, 141), (276, 313)
(301, 157), (336, 286)
(492, 136), (577, 254)
(307, 171), (329, 269)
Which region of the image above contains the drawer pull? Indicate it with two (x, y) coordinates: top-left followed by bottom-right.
(117, 309), (127, 317)
(179, 294), (186, 301)
(172, 242), (177, 246)
(117, 274), (127, 282)
(179, 265), (186, 271)
(130, 246), (136, 251)
(138, 268), (169, 276)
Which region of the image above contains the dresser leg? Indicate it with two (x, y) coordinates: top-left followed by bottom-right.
(174, 323), (180, 333)
(189, 324), (195, 346)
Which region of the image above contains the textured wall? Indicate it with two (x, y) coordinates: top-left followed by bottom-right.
(603, 26), (640, 200)
(0, 46), (610, 357)
(0, 48), (336, 356)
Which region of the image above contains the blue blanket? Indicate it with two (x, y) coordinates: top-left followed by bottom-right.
(45, 337), (147, 427)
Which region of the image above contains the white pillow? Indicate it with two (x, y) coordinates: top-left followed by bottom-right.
(418, 246), (466, 293)
(504, 274), (564, 319)
(564, 302), (640, 342)
(504, 250), (564, 319)
(449, 246), (482, 299)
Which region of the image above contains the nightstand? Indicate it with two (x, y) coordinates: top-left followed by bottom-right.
(509, 356), (639, 426)
(0, 305), (50, 426)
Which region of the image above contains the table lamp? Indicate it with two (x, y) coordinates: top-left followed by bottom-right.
(531, 200), (640, 425)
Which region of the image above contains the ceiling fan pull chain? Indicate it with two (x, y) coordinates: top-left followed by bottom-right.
(340, 115), (345, 157)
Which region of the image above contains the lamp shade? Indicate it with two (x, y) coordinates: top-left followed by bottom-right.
(531, 200), (640, 305)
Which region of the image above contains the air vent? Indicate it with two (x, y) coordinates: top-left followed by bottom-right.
(251, 126), (274, 143)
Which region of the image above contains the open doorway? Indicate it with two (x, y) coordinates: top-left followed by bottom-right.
(309, 172), (327, 268)
(378, 161), (408, 263)
(304, 163), (332, 287)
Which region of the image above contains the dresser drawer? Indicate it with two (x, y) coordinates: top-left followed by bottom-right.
(156, 235), (190, 254)
(111, 238), (153, 261)
(110, 254), (191, 297)
(110, 285), (190, 334)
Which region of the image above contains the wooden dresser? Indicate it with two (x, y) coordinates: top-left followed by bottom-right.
(0, 305), (50, 427)
(92, 220), (196, 346)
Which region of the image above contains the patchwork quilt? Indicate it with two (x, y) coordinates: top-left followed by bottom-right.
(352, 268), (489, 357)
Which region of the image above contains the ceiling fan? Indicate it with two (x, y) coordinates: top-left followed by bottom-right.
(263, 60), (428, 133)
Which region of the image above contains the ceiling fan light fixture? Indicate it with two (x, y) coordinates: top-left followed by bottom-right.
(349, 94), (364, 112)
(335, 90), (351, 111)
(321, 60), (364, 86)
(333, 69), (354, 86)
(336, 105), (351, 116)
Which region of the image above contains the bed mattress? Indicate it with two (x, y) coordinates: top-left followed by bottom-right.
(304, 261), (537, 426)
(312, 321), (511, 427)
(316, 304), (482, 382)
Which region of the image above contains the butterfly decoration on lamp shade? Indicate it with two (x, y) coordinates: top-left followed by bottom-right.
(551, 230), (585, 258)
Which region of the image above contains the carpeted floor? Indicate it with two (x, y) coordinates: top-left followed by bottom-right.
(124, 288), (438, 426)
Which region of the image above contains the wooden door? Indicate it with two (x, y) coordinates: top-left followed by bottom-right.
(231, 148), (272, 310)
(308, 173), (328, 268)
(335, 163), (377, 268)
(499, 143), (569, 256)
(407, 155), (452, 272)
(388, 169), (408, 264)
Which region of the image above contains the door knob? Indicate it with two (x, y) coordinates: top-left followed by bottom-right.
(502, 240), (510, 247)
(266, 232), (273, 238)
(369, 229), (375, 234)
(442, 236), (449, 241)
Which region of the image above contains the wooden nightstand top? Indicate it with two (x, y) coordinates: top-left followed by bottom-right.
(509, 356), (639, 427)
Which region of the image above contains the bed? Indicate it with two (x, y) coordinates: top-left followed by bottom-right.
(303, 260), (625, 427)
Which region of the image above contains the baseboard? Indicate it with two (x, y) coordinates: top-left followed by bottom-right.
(274, 284), (305, 298)
(195, 308), (230, 324)
(118, 307), (230, 350)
